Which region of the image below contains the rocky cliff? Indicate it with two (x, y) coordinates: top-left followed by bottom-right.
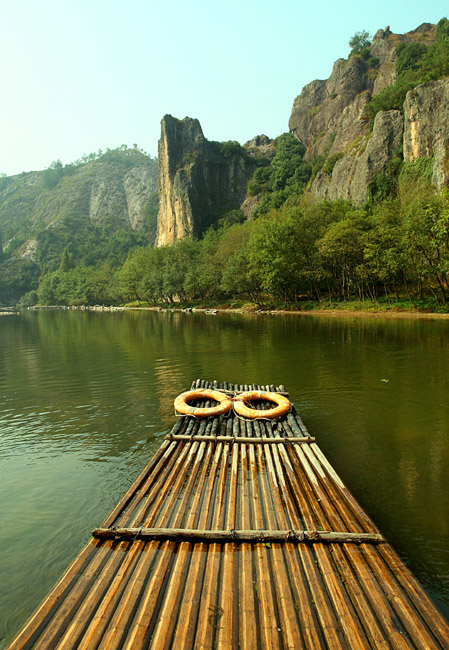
(289, 22), (448, 202)
(157, 115), (257, 245)
(0, 150), (157, 244)
(403, 79), (449, 189)
(0, 149), (158, 302)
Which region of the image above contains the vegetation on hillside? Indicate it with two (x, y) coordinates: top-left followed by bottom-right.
(0, 146), (158, 304)
(367, 18), (449, 126)
(28, 153), (449, 311)
(3, 21), (449, 312)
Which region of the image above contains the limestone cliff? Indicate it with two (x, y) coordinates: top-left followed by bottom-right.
(0, 150), (158, 248)
(403, 79), (449, 189)
(0, 149), (159, 301)
(311, 109), (403, 202)
(157, 115), (254, 246)
(288, 22), (446, 203)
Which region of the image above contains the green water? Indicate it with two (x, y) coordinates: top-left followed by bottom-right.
(1, 309), (448, 646)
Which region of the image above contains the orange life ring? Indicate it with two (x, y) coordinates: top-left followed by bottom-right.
(233, 390), (291, 419)
(174, 389), (233, 418)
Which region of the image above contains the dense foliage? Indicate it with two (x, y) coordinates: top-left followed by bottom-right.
(29, 156), (449, 310)
(247, 133), (311, 218)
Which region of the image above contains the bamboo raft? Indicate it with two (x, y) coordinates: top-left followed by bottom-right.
(8, 380), (449, 650)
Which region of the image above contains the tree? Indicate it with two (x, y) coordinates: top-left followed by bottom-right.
(349, 30), (371, 55)
(59, 247), (75, 271)
(270, 133), (309, 191)
(42, 160), (64, 189)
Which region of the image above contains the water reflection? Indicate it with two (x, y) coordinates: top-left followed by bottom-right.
(1, 310), (449, 646)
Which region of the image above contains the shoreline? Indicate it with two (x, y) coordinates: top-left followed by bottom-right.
(24, 304), (449, 320)
(129, 305), (449, 320)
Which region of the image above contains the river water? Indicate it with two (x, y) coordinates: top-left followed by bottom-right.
(1, 309), (448, 646)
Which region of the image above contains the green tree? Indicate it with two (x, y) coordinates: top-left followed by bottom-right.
(317, 212), (371, 300)
(349, 30), (371, 54)
(59, 247), (75, 271)
(42, 160), (64, 189)
(270, 133), (309, 191)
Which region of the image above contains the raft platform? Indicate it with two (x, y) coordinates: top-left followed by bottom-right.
(8, 380), (449, 650)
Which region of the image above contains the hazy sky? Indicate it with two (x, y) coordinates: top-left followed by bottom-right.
(1, 0), (447, 175)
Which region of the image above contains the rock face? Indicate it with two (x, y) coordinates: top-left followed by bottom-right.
(0, 150), (158, 244)
(289, 56), (372, 161)
(403, 79), (449, 189)
(157, 115), (253, 246)
(288, 23), (442, 203)
(312, 110), (403, 202)
(0, 149), (158, 303)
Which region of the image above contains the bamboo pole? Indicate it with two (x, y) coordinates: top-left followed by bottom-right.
(194, 408), (235, 649)
(282, 409), (417, 648)
(145, 391), (215, 648)
(165, 434), (314, 444)
(92, 527), (384, 544)
(216, 390), (240, 649)
(245, 408), (283, 650)
(9, 379), (449, 650)
(7, 540), (105, 650)
(379, 543), (449, 643)
(261, 416), (327, 650)
(167, 421), (222, 650)
(31, 541), (122, 650)
(238, 416), (258, 650)
(266, 414), (364, 650)
(119, 381), (213, 650)
(361, 544), (445, 650)
(253, 413), (305, 650)
(101, 415), (186, 528)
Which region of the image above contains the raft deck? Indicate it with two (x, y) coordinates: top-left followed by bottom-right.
(8, 380), (449, 650)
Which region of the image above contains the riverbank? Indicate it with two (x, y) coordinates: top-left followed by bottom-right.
(127, 296), (449, 319)
(25, 302), (449, 320)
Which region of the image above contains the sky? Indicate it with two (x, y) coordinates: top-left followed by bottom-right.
(0, 0), (448, 176)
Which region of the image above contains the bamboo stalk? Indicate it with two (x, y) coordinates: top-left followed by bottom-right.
(194, 412), (234, 649)
(362, 544), (445, 650)
(379, 543), (449, 643)
(7, 540), (103, 650)
(165, 434), (314, 444)
(119, 385), (206, 649)
(101, 416), (186, 528)
(216, 411), (240, 649)
(86, 542), (162, 650)
(282, 411), (417, 648)
(168, 424), (222, 649)
(31, 541), (120, 650)
(146, 393), (220, 648)
(243, 409), (283, 650)
(260, 418), (327, 649)
(9, 379), (449, 650)
(254, 414), (305, 649)
(267, 414), (369, 649)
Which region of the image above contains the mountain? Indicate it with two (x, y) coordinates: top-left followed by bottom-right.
(0, 148), (158, 303)
(155, 116), (312, 244)
(156, 20), (449, 240)
(289, 21), (449, 202)
(157, 115), (262, 245)
(2, 18), (449, 305)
